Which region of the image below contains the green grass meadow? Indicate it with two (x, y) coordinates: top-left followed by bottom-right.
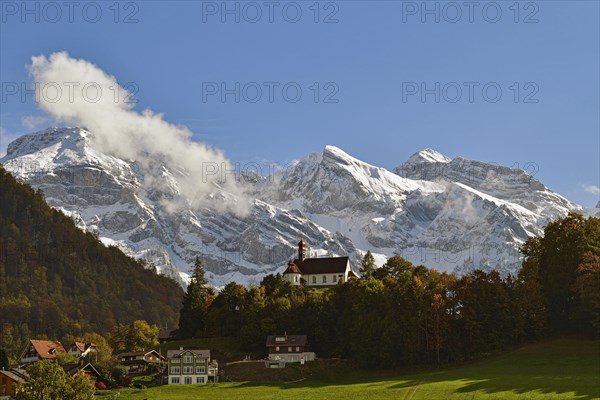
(98, 337), (600, 400)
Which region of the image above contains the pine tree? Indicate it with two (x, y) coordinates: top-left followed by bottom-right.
(0, 348), (9, 370)
(359, 250), (376, 279)
(178, 257), (215, 338)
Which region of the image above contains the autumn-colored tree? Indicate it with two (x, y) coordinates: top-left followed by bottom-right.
(16, 360), (94, 400)
(109, 321), (158, 353)
(54, 352), (78, 366)
(128, 320), (159, 351)
(80, 332), (113, 369)
(65, 374), (96, 400)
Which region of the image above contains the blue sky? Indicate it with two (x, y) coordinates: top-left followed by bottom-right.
(1, 0), (598, 207)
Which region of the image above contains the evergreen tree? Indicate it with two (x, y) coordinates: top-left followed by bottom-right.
(374, 255), (414, 279)
(178, 257), (215, 338)
(575, 251), (600, 331)
(0, 348), (9, 370)
(517, 237), (547, 339)
(359, 250), (376, 279)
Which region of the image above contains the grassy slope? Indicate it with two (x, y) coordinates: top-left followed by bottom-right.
(99, 337), (600, 400)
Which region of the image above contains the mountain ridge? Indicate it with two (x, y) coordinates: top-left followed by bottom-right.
(0, 127), (585, 286)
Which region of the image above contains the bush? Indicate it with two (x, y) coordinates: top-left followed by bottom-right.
(111, 365), (129, 386)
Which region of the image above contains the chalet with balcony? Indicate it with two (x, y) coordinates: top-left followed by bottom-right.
(116, 350), (165, 373)
(166, 348), (218, 385)
(265, 334), (315, 367)
(19, 340), (66, 365)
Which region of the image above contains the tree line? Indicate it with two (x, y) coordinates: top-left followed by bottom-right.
(179, 213), (599, 367)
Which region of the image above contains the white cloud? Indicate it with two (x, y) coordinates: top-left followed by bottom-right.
(28, 51), (250, 215)
(582, 184), (600, 195)
(21, 115), (51, 129)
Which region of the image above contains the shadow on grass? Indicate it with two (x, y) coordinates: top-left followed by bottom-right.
(389, 338), (600, 400)
(220, 338), (600, 400)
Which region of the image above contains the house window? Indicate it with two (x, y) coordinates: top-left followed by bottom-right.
(312, 276), (316, 284)
(332, 275), (336, 282)
(196, 366), (205, 374)
(197, 377), (205, 384)
(172, 359), (181, 363)
(183, 366), (193, 374)
(184, 377), (192, 384)
(288, 347), (292, 352)
(171, 377), (180, 384)
(184, 356), (193, 363)
(275, 346), (279, 351)
(322, 275), (326, 283)
(296, 347), (300, 352)
(171, 366), (180, 374)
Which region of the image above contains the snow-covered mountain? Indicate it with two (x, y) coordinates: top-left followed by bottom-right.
(0, 127), (585, 285)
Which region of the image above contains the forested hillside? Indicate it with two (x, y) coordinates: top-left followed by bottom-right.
(0, 166), (184, 358)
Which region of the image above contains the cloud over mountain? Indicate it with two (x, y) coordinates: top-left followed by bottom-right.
(28, 51), (250, 215)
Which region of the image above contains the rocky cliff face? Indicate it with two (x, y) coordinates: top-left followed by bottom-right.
(0, 127), (584, 286)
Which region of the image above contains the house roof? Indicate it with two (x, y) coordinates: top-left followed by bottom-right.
(0, 370), (25, 383)
(266, 335), (308, 347)
(63, 363), (103, 378)
(158, 328), (176, 340)
(284, 261), (302, 274)
(116, 350), (164, 359)
(28, 340), (66, 359)
(72, 341), (96, 352)
(73, 342), (86, 352)
(8, 369), (28, 380)
(166, 349), (210, 359)
(348, 269), (360, 279)
(292, 257), (350, 274)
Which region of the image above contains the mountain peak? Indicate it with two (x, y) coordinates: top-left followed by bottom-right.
(406, 148), (452, 164)
(322, 145), (359, 165)
(4, 126), (89, 160)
